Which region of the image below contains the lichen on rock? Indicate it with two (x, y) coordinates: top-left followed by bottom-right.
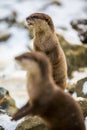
(16, 116), (45, 130)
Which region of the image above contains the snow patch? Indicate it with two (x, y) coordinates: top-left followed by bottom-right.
(75, 97), (85, 101)
(0, 114), (23, 130)
(82, 81), (87, 95)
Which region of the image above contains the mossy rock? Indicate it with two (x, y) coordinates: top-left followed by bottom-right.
(57, 34), (87, 77)
(74, 77), (87, 98)
(16, 116), (45, 130)
(77, 97), (87, 117)
(67, 77), (87, 98)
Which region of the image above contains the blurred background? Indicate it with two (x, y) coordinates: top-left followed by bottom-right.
(0, 0), (87, 130)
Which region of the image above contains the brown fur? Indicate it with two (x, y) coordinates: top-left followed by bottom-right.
(12, 52), (85, 130)
(26, 13), (67, 90)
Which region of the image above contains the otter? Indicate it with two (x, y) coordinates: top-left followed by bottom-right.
(26, 13), (67, 90)
(12, 52), (85, 130)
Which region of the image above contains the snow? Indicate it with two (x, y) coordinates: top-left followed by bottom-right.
(0, 114), (23, 130)
(82, 82), (87, 95)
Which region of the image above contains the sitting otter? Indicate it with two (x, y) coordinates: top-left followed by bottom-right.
(26, 13), (67, 90)
(12, 52), (85, 130)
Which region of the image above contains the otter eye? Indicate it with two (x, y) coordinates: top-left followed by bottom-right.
(21, 55), (37, 62)
(45, 18), (49, 22)
(22, 56), (30, 59)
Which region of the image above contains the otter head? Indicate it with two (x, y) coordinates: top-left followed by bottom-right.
(26, 13), (54, 32)
(15, 52), (52, 78)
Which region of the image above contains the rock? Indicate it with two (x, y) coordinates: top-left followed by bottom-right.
(0, 30), (11, 42)
(0, 87), (18, 116)
(71, 19), (87, 44)
(78, 30), (87, 44)
(58, 26), (68, 31)
(76, 97), (87, 118)
(0, 87), (8, 99)
(0, 126), (4, 130)
(16, 116), (45, 130)
(0, 11), (17, 26)
(71, 19), (87, 31)
(74, 77), (87, 98)
(0, 87), (8, 110)
(67, 77), (87, 98)
(39, 0), (61, 11)
(57, 34), (87, 77)
(67, 79), (87, 117)
(47, 0), (62, 6)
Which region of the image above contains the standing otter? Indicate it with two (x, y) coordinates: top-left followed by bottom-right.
(12, 52), (85, 130)
(26, 13), (67, 90)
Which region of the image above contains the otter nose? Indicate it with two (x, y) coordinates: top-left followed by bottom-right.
(26, 17), (29, 21)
